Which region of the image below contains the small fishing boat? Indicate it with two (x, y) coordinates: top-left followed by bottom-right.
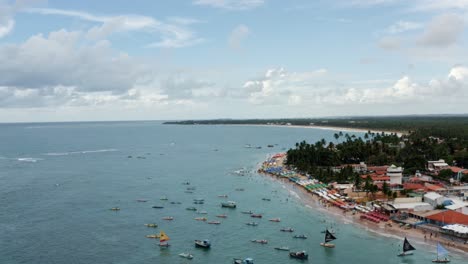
(289, 251), (308, 260)
(397, 237), (415, 256)
(193, 198), (204, 202)
(179, 252), (194, 259)
(320, 229), (337, 248)
(267, 145), (274, 148)
(208, 221), (221, 225)
(159, 231), (170, 247)
(182, 181), (190, 185)
(145, 234), (160, 239)
(432, 242), (450, 263)
(216, 214), (228, 218)
(269, 218), (281, 222)
(110, 207), (120, 211)
(251, 214), (262, 218)
(262, 198), (271, 201)
(152, 205), (164, 209)
(162, 216), (174, 220)
(194, 217), (207, 221)
(242, 211), (253, 214)
(137, 199), (148, 202)
(251, 239), (268, 244)
(274, 246), (290, 251)
(170, 201), (181, 204)
(186, 207), (197, 211)
(195, 239), (211, 248)
(246, 222), (258, 226)
(193, 201), (204, 204)
(281, 227), (294, 232)
(144, 223), (158, 228)
(293, 234), (307, 239)
(233, 257), (254, 264)
(221, 201), (237, 208)
(160, 197), (168, 201)
(218, 194), (228, 198)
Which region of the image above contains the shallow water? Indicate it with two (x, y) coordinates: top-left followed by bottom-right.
(0, 122), (465, 264)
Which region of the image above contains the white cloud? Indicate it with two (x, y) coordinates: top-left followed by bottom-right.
(413, 0), (468, 11)
(26, 8), (204, 48)
(0, 18), (14, 37)
(193, 0), (265, 10)
(387, 20), (422, 34)
(417, 13), (465, 47)
(243, 68), (329, 105)
(228, 24), (250, 50)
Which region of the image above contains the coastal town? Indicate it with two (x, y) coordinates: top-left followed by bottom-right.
(259, 153), (468, 252)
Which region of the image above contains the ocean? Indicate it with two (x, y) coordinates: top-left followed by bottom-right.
(0, 121), (465, 264)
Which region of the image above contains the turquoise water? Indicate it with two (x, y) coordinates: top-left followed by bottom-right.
(0, 122), (465, 264)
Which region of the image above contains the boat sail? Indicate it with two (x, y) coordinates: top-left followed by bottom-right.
(159, 231), (170, 247)
(432, 243), (450, 263)
(320, 229), (337, 248)
(397, 237), (415, 256)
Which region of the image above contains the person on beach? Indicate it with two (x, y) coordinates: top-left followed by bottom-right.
(424, 235), (427, 241)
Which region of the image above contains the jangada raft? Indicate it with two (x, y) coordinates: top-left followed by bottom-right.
(320, 229), (337, 248)
(397, 237), (415, 256)
(432, 242), (450, 263)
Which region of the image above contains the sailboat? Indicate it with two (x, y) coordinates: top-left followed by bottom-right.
(320, 229), (336, 248)
(158, 231), (170, 247)
(397, 237), (415, 256)
(432, 243), (450, 263)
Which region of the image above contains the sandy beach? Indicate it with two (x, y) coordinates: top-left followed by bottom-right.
(257, 169), (468, 255)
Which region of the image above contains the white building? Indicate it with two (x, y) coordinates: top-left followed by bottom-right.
(427, 159), (449, 172)
(387, 164), (403, 185)
(423, 192), (445, 208)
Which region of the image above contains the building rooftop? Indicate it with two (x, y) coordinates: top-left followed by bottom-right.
(424, 192), (443, 200)
(426, 210), (468, 225)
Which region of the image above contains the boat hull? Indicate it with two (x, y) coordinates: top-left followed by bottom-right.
(320, 243), (335, 248)
(432, 259), (450, 263)
(397, 252), (413, 257)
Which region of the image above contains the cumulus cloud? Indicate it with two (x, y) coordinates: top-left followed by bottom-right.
(193, 0), (265, 10)
(243, 68), (329, 105)
(228, 24), (250, 50)
(26, 8), (204, 48)
(341, 66), (468, 104)
(417, 13), (465, 47)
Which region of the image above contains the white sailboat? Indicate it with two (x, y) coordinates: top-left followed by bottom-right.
(432, 243), (450, 263)
(397, 237), (415, 256)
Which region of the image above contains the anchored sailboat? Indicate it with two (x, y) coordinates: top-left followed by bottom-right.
(320, 229), (337, 248)
(397, 237), (415, 256)
(432, 243), (450, 263)
(158, 231), (170, 247)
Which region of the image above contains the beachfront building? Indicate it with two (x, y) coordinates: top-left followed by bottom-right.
(387, 164), (403, 185)
(424, 192), (445, 208)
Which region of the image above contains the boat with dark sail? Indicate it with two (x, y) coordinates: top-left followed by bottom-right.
(432, 242), (450, 263)
(397, 237), (415, 256)
(195, 239), (211, 248)
(320, 229), (336, 248)
(289, 251), (308, 260)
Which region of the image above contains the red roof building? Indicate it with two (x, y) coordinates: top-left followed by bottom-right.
(426, 210), (468, 225)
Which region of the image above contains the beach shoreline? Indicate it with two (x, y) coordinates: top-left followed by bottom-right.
(255, 162), (468, 255)
(204, 123), (407, 136)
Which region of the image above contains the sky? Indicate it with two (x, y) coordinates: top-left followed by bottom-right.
(0, 0), (467, 122)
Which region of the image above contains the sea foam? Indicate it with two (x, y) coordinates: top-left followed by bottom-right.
(44, 149), (118, 156)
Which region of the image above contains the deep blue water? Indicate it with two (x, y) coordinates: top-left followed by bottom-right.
(0, 122), (466, 264)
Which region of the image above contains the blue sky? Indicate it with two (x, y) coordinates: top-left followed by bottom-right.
(0, 0), (467, 122)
